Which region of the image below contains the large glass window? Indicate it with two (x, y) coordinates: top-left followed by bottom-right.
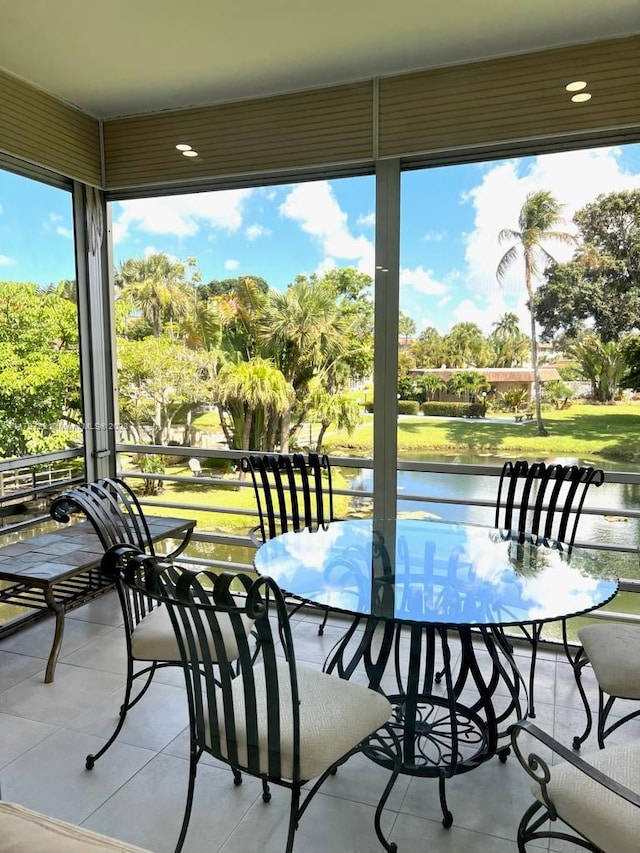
(397, 143), (640, 573)
(0, 167), (81, 464)
(108, 175), (375, 549)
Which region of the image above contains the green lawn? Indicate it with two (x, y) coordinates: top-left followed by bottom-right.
(326, 402), (640, 464)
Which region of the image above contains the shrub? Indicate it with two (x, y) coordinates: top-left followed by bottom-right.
(398, 400), (420, 415)
(420, 401), (486, 418)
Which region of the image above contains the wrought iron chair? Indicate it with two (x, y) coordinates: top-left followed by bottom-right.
(494, 460), (605, 717)
(571, 621), (640, 750)
(102, 545), (400, 853)
(241, 452), (337, 634)
(49, 477), (249, 771)
(511, 719), (640, 853)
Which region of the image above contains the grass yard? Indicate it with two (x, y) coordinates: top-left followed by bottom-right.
(326, 402), (640, 464)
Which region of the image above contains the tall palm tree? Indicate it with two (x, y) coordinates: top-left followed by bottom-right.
(258, 278), (349, 451)
(497, 191), (574, 435)
(116, 253), (191, 337)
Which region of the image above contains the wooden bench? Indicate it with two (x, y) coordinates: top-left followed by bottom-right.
(514, 412), (534, 422)
(0, 478), (194, 682)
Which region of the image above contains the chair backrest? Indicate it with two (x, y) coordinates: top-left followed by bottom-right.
(495, 460), (604, 551)
(102, 545), (305, 782)
(50, 477), (155, 554)
(240, 452), (335, 542)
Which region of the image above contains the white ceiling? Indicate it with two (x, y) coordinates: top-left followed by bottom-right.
(1, 0), (639, 119)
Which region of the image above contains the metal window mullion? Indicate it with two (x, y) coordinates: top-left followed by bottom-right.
(73, 181), (116, 480)
(373, 159), (400, 520)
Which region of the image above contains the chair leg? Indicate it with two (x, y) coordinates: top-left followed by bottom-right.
(317, 609), (329, 636)
(175, 748), (199, 853)
(284, 785), (301, 853)
(569, 649), (593, 750)
(85, 659), (154, 769)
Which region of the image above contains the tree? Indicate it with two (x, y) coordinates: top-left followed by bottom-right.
(116, 253), (193, 337)
(411, 326), (445, 368)
(448, 371), (490, 400)
(0, 282), (80, 457)
(117, 337), (217, 445)
(566, 334), (627, 402)
(308, 388), (361, 453)
(488, 313), (529, 367)
(418, 373), (448, 401)
(258, 277), (350, 452)
(398, 311), (417, 344)
(535, 190), (640, 342)
(216, 357), (292, 452)
(497, 190), (575, 435)
(443, 322), (488, 368)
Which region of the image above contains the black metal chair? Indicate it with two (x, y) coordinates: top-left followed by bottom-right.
(101, 545), (400, 853)
(494, 460), (605, 717)
(241, 452), (337, 634)
(49, 477), (248, 771)
(511, 719), (640, 853)
(570, 621), (640, 750)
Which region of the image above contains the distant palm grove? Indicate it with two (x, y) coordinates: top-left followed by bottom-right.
(0, 187), (638, 459)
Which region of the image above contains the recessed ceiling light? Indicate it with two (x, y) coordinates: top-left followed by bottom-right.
(571, 93), (592, 103)
(182, 150), (199, 157)
(565, 81), (587, 92)
(175, 143), (192, 151)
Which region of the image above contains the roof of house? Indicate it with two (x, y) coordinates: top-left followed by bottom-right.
(409, 367), (562, 382)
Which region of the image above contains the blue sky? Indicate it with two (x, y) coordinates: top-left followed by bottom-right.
(1, 143), (639, 335)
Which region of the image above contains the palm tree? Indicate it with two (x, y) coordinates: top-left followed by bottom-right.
(116, 253), (192, 337)
(216, 357), (292, 452)
(258, 278), (350, 451)
(489, 312), (529, 367)
(497, 191), (574, 435)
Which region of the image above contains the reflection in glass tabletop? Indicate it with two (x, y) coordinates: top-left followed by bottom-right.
(254, 518), (619, 627)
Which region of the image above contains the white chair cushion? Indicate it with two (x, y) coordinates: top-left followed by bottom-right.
(532, 739), (640, 853)
(209, 663), (392, 780)
(578, 622), (640, 698)
(131, 603), (252, 663)
(0, 801), (150, 853)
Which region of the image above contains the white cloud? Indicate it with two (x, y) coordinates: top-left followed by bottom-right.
(112, 189), (253, 244)
(357, 211), (375, 228)
(0, 254), (15, 266)
(461, 147), (640, 306)
(55, 225), (73, 239)
(423, 230), (446, 242)
(0, 203), (3, 215)
(224, 259), (239, 271)
(245, 223), (271, 240)
(400, 265), (449, 297)
(280, 181), (374, 275)
(48, 212), (63, 224)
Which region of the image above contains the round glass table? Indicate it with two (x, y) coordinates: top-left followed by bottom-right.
(255, 518), (618, 826)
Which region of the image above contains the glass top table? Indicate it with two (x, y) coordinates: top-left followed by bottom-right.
(254, 518), (619, 828)
(254, 518), (618, 627)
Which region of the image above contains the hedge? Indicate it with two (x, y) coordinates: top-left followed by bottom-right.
(397, 400), (420, 415)
(420, 401), (486, 418)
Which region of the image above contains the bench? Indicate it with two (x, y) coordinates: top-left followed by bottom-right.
(514, 412), (534, 423)
(0, 478), (194, 682)
(0, 801), (150, 852)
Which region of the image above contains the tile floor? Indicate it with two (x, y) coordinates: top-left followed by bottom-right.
(0, 596), (636, 853)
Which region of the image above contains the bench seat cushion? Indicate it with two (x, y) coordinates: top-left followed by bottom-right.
(578, 622), (640, 698)
(0, 802), (150, 853)
(532, 739), (640, 853)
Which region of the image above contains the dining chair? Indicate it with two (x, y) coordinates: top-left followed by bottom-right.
(241, 452), (337, 634)
(570, 621), (640, 750)
(494, 460), (605, 717)
(101, 545), (400, 853)
(511, 719), (640, 853)
(49, 478), (250, 771)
